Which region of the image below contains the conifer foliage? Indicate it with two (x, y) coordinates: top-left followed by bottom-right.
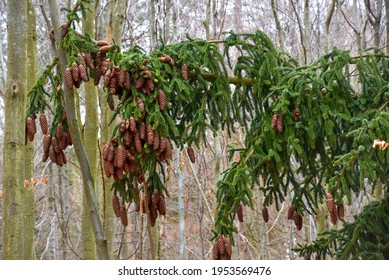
(25, 0), (388, 260)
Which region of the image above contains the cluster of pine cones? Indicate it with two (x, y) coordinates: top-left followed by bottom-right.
(26, 112), (72, 166)
(287, 205), (303, 231)
(213, 234), (233, 260)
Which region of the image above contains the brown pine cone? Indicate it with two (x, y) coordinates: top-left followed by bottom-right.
(59, 134), (67, 150)
(85, 52), (94, 69)
(96, 40), (110, 47)
(150, 204), (158, 221)
(137, 98), (145, 113)
(159, 137), (167, 152)
(62, 110), (67, 121)
(94, 67), (102, 86)
(262, 206), (269, 223)
(287, 205), (295, 220)
(112, 194), (121, 217)
(61, 22), (70, 38)
(56, 150), (64, 166)
(61, 150), (67, 164)
(26, 116), (36, 141)
(330, 208), (338, 225)
(158, 89), (166, 110)
(123, 130), (133, 147)
(43, 134), (51, 154)
(292, 210), (299, 227)
(119, 119), (126, 134)
(51, 137), (61, 154)
(105, 160), (115, 177)
(42, 153), (49, 163)
(104, 69), (112, 88)
(135, 77), (145, 89)
(64, 67), (74, 89)
(152, 189), (159, 209)
(99, 45), (111, 53)
(129, 117), (136, 133)
(217, 234), (225, 256)
(39, 114), (48, 134)
(294, 108), (301, 120)
(146, 78), (155, 91)
(120, 205), (128, 227)
(114, 168), (124, 181)
(276, 114), (283, 133)
(134, 132), (143, 153)
(108, 98), (115, 111)
(158, 195), (166, 216)
(118, 69), (126, 87)
(124, 71), (131, 91)
(271, 114), (278, 129)
(212, 242), (219, 260)
(79, 64), (89, 82)
(187, 146), (195, 163)
(139, 123), (146, 140)
(325, 193), (335, 214)
(56, 123), (64, 140)
(296, 214), (303, 231)
(181, 64), (189, 80)
(146, 124), (154, 145)
(66, 131), (72, 146)
(71, 61), (79, 82)
(107, 147), (115, 162)
(116, 145), (126, 169)
(224, 236), (232, 258)
(236, 202), (244, 222)
(109, 76), (118, 95)
(153, 132), (160, 151)
(49, 145), (57, 163)
(77, 53), (86, 68)
(103, 142), (111, 160)
(123, 160), (131, 174)
(337, 203), (344, 220)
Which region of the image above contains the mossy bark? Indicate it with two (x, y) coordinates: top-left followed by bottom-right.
(2, 0), (28, 259)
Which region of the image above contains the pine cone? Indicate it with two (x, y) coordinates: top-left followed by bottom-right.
(123, 160), (131, 174)
(99, 45), (111, 53)
(79, 64), (89, 82)
(39, 114), (48, 134)
(42, 153), (49, 163)
(62, 110), (67, 121)
(61, 22), (70, 37)
(120, 205), (128, 227)
(96, 40), (110, 47)
(64, 67), (74, 89)
(104, 160), (115, 177)
(276, 114), (283, 133)
(217, 234), (225, 256)
(165, 139), (172, 159)
(150, 204), (158, 220)
(108, 98), (115, 111)
(330, 208), (338, 225)
(139, 123), (146, 140)
(271, 114), (278, 129)
(104, 69), (112, 88)
(123, 130), (133, 147)
(325, 193), (335, 214)
(107, 147), (115, 162)
(71, 62), (79, 82)
(116, 145), (126, 169)
(187, 146), (195, 163)
(119, 119), (126, 134)
(59, 134), (67, 150)
(43, 134), (51, 154)
(158, 195), (166, 215)
(118, 69), (126, 87)
(135, 76), (145, 89)
(49, 145), (57, 163)
(114, 168), (124, 181)
(153, 132), (160, 151)
(124, 71), (131, 90)
(146, 78), (155, 91)
(103, 142), (111, 160)
(85, 52), (94, 69)
(152, 189), (159, 208)
(212, 242), (219, 260)
(236, 202), (244, 222)
(160, 137), (167, 152)
(181, 64), (189, 80)
(158, 90), (166, 110)
(52, 137), (61, 154)
(112, 194), (121, 217)
(56, 150), (64, 166)
(26, 116), (36, 141)
(94, 67), (102, 85)
(293, 211), (303, 231)
(294, 108), (301, 120)
(292, 210), (299, 227)
(137, 98), (145, 113)
(56, 123), (64, 140)
(66, 131), (73, 146)
(262, 206), (269, 223)
(146, 124), (154, 145)
(337, 203), (344, 220)
(134, 132), (143, 153)
(109, 76), (118, 95)
(129, 117), (136, 133)
(287, 205), (295, 220)
(224, 236), (232, 257)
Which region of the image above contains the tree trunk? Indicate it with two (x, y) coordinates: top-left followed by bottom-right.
(24, 0), (37, 260)
(81, 0), (98, 260)
(324, 0), (337, 53)
(177, 149), (186, 259)
(2, 0), (29, 260)
(47, 0), (108, 260)
(150, 0), (158, 49)
(271, 0), (285, 52)
(386, 0), (389, 54)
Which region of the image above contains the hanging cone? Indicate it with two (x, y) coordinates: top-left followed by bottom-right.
(96, 40), (110, 47)
(71, 61), (79, 82)
(271, 114), (278, 129)
(187, 146), (195, 163)
(116, 145), (126, 169)
(287, 205), (295, 220)
(134, 132), (143, 153)
(153, 132), (160, 151)
(79, 63), (89, 82)
(330, 208), (338, 225)
(108, 98), (115, 111)
(337, 203), (344, 220)
(165, 139), (172, 159)
(276, 114), (283, 133)
(135, 77), (145, 89)
(51, 137), (61, 154)
(120, 205), (128, 227)
(129, 117), (136, 133)
(103, 142), (111, 160)
(124, 71), (131, 90)
(146, 78), (155, 91)
(43, 134), (51, 154)
(262, 206), (269, 223)
(59, 134), (67, 150)
(146, 124), (154, 145)
(66, 130), (73, 146)
(224, 236), (232, 258)
(158, 89), (166, 110)
(94, 67), (102, 86)
(39, 114), (48, 134)
(123, 130), (132, 147)
(217, 234), (225, 256)
(160, 137), (167, 152)
(123, 160), (131, 174)
(112, 194), (121, 217)
(152, 189), (159, 209)
(56, 149), (64, 166)
(236, 202), (244, 222)
(56, 123), (64, 140)
(49, 145), (57, 163)
(114, 168), (124, 181)
(139, 123), (146, 140)
(107, 147), (115, 162)
(42, 153), (49, 163)
(296, 214), (303, 231)
(325, 192), (335, 214)
(26, 116), (36, 141)
(181, 64), (189, 80)
(85, 52), (94, 69)
(104, 69), (112, 88)
(60, 22), (70, 37)
(118, 69), (126, 87)
(99, 45), (111, 53)
(64, 67), (73, 89)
